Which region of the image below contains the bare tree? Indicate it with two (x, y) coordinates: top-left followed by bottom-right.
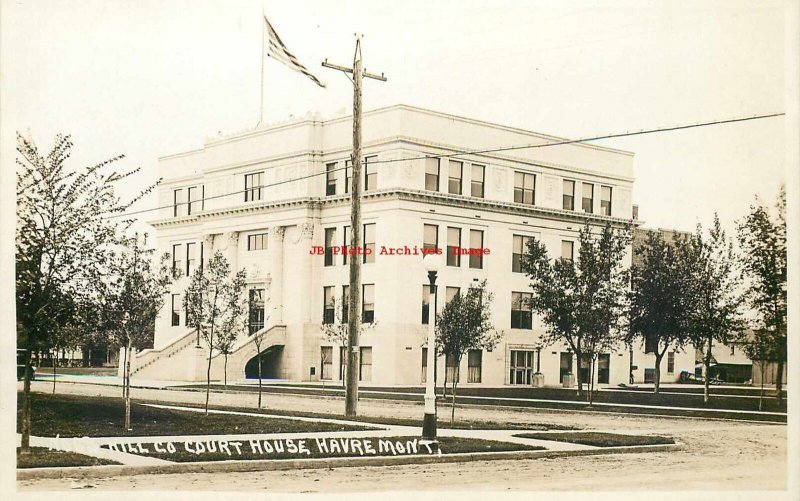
(249, 290), (271, 408)
(320, 294), (375, 390)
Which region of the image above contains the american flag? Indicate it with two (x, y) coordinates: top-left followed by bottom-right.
(264, 15), (326, 88)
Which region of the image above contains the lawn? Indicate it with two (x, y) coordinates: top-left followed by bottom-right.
(513, 432), (675, 447)
(17, 393), (373, 438)
(103, 436), (543, 462)
(17, 447), (120, 469)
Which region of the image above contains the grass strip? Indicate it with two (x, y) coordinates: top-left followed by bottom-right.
(17, 447), (120, 469)
(513, 432), (674, 447)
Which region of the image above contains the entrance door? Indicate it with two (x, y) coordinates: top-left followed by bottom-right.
(509, 350), (533, 385)
(598, 354), (610, 384)
(560, 352), (573, 382)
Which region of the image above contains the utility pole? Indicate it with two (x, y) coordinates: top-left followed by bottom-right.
(322, 36), (386, 417)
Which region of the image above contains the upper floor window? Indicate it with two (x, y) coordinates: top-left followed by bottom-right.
(326, 163), (337, 196)
(247, 233), (268, 251)
(471, 164), (485, 198)
(582, 183), (594, 213)
(324, 228), (336, 267)
(600, 186), (612, 216)
(171, 294), (182, 326)
(561, 240), (574, 261)
(421, 285), (430, 325)
(173, 189), (184, 217)
(342, 285), (350, 323)
(511, 291), (533, 329)
(423, 224), (438, 253)
(446, 286), (460, 303)
(323, 286), (335, 324)
(362, 284), (375, 323)
(186, 242), (198, 277)
(363, 223), (376, 264)
(344, 160), (352, 194)
(245, 172), (264, 202)
(343, 226), (350, 265)
(364, 156), (378, 191)
(447, 227), (461, 267)
(448, 160), (463, 195)
(469, 230), (484, 269)
(563, 180), (575, 211)
(425, 158), (440, 191)
(171, 244), (183, 278)
(512, 235), (532, 273)
(514, 172), (535, 205)
(187, 186), (202, 215)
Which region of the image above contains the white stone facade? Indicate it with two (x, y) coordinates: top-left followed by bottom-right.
(135, 105), (698, 386)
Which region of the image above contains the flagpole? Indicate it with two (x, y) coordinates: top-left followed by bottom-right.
(259, 11), (265, 126)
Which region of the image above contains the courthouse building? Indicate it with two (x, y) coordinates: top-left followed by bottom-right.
(127, 104), (697, 386)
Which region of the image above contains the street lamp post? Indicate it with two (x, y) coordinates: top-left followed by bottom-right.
(422, 253), (442, 447)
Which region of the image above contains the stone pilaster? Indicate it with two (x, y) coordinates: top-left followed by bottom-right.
(223, 231), (240, 271)
(267, 226), (286, 324)
(295, 221), (315, 324)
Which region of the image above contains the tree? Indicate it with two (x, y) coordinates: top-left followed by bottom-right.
(183, 251), (247, 415)
(216, 274), (249, 387)
(741, 329), (778, 410)
(626, 231), (694, 394)
(685, 215), (745, 403)
(737, 187), (787, 402)
(249, 290), (270, 408)
(435, 280), (500, 424)
(46, 289), (85, 393)
(105, 233), (172, 430)
(15, 133), (153, 452)
(320, 294), (375, 391)
(523, 222), (631, 399)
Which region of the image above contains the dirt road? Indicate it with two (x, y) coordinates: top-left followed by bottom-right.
(17, 381), (787, 492)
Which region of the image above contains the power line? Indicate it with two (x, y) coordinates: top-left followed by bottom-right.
(106, 111), (784, 220)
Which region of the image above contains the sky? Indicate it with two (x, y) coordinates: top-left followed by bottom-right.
(1, 0), (791, 236)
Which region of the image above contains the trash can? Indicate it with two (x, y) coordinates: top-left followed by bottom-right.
(532, 372), (545, 388)
(562, 373), (575, 388)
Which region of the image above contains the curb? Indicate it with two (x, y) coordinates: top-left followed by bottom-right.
(16, 443), (683, 480)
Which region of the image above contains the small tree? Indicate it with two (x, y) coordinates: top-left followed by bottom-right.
(435, 280), (500, 424)
(685, 215), (745, 403)
(524, 222), (631, 399)
(626, 231), (694, 394)
(249, 290), (271, 408)
(216, 275), (249, 387)
(184, 251), (247, 415)
(320, 294), (375, 390)
(105, 233), (172, 430)
(737, 187), (787, 402)
(741, 329), (777, 410)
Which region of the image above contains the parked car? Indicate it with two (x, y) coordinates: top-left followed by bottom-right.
(16, 349), (36, 381)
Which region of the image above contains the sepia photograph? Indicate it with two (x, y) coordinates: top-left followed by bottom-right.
(1, 0), (797, 499)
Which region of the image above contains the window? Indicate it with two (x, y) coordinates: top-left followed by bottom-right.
(344, 160), (352, 194)
(425, 158), (440, 191)
(359, 347), (372, 381)
(187, 186), (201, 215)
(326, 163), (337, 196)
(362, 284), (374, 323)
(582, 183), (594, 213)
(561, 240), (574, 261)
(446, 353), (459, 383)
(468, 349), (482, 383)
(249, 288), (265, 334)
(173, 189), (184, 217)
(339, 346), (347, 380)
(323, 286), (335, 324)
(423, 224), (438, 253)
(421, 285), (431, 325)
(247, 233), (268, 251)
(471, 164), (485, 198)
(560, 352), (573, 381)
(514, 172), (535, 205)
(562, 180), (575, 210)
(343, 226), (350, 265)
(363, 223), (375, 264)
(421, 347), (428, 383)
(511, 292), (533, 329)
(186, 242), (197, 277)
(600, 186), (612, 216)
(667, 351), (675, 374)
(342, 285), (350, 323)
(245, 172), (263, 202)
(469, 230), (484, 269)
(509, 350), (533, 385)
(324, 228), (336, 266)
(446, 286), (460, 303)
(320, 346), (333, 380)
(171, 294), (181, 326)
(447, 227), (461, 267)
(172, 244), (183, 278)
(512, 235), (532, 273)
(364, 156), (377, 191)
(598, 353), (610, 384)
(448, 160), (462, 195)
